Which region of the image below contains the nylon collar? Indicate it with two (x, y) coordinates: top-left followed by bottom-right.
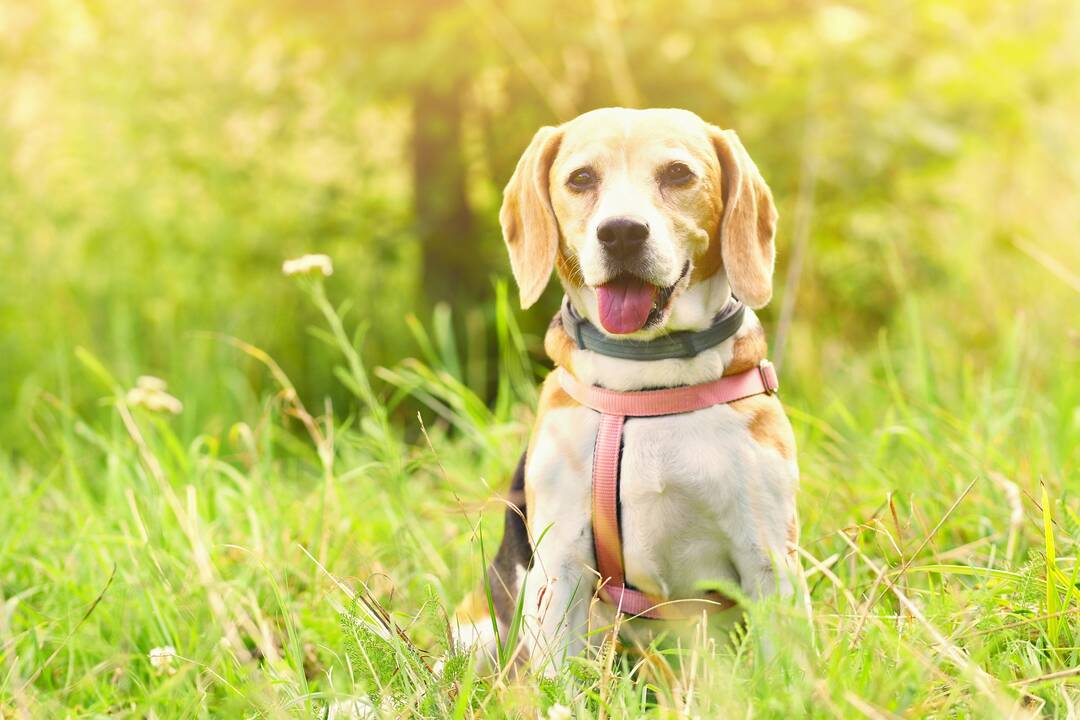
(560, 296), (746, 361)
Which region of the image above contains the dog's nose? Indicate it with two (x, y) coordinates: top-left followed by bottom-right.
(597, 217), (649, 258)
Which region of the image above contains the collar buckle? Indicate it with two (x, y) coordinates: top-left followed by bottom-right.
(758, 360), (780, 395)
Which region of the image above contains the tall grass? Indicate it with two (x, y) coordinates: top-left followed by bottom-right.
(1, 271), (1078, 718)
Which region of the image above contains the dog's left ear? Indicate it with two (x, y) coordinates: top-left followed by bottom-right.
(710, 127), (778, 309)
(500, 125), (563, 309)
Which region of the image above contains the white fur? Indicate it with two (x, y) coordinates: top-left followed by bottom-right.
(574, 170), (687, 291)
(515, 314), (798, 673)
(519, 405), (601, 671)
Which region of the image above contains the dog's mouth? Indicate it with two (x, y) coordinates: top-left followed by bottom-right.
(594, 261), (689, 335)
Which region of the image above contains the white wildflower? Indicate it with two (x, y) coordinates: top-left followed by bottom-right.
(282, 253), (333, 277)
(323, 698), (378, 719)
(547, 704), (574, 720)
(148, 645), (177, 675)
(134, 375), (167, 393)
(126, 376), (183, 415)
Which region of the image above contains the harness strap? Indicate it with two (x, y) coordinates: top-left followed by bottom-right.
(559, 362), (780, 619)
(559, 362), (779, 417)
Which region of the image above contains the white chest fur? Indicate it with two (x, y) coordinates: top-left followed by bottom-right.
(527, 398), (798, 607)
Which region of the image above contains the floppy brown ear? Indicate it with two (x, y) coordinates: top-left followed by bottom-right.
(710, 127), (778, 309)
(499, 126), (563, 309)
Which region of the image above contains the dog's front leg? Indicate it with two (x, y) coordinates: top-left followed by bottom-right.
(519, 536), (593, 677)
(730, 514), (798, 664)
(730, 502), (798, 603)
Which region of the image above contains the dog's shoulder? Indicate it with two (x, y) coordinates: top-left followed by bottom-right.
(543, 311), (576, 371)
(728, 393), (796, 460)
(526, 366), (584, 460)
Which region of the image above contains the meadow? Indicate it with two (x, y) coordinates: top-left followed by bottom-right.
(2, 0), (1080, 717)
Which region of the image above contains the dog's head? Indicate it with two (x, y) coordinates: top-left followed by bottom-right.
(500, 107), (777, 336)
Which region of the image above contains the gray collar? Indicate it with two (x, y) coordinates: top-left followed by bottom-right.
(560, 296), (746, 361)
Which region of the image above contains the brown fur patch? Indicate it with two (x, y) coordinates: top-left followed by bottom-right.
(543, 313), (577, 372)
(690, 175), (725, 283)
(531, 372), (579, 433)
(500, 126), (563, 308)
(454, 587), (492, 625)
(690, 232), (722, 283)
(539, 382), (577, 414)
(555, 245), (583, 288)
(709, 128), (778, 309)
(786, 517), (798, 557)
(729, 394), (796, 460)
(724, 324), (768, 375)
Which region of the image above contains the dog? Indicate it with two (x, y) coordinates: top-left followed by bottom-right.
(454, 107), (799, 675)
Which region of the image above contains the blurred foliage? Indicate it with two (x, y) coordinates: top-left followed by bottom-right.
(2, 4), (1080, 714)
(1, 0), (1079, 451)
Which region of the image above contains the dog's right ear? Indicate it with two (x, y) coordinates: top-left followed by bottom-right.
(499, 125), (563, 309)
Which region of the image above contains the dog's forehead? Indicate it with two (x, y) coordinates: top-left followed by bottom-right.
(557, 108), (714, 164)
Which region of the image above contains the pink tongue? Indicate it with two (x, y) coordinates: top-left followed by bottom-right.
(596, 277), (658, 334)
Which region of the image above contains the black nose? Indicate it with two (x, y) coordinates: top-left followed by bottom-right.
(597, 217), (649, 258)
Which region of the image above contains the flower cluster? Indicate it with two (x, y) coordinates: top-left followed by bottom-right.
(126, 376), (183, 415)
(282, 253), (333, 277)
(148, 646), (178, 676)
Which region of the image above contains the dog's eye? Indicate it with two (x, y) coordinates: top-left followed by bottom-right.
(567, 167), (596, 190)
(662, 162), (694, 185)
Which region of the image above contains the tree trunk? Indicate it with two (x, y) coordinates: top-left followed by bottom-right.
(412, 83), (481, 307)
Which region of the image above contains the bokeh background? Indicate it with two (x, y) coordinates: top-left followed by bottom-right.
(3, 2), (1080, 715)
(3, 0), (1078, 453)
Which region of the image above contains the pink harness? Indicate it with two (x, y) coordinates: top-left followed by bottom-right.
(558, 361), (780, 619)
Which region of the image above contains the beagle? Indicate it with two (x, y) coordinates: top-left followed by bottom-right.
(454, 108), (799, 674)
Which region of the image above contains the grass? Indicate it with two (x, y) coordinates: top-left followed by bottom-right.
(1, 272), (1078, 719)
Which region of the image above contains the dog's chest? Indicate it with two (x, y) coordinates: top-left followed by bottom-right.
(528, 402), (797, 599)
